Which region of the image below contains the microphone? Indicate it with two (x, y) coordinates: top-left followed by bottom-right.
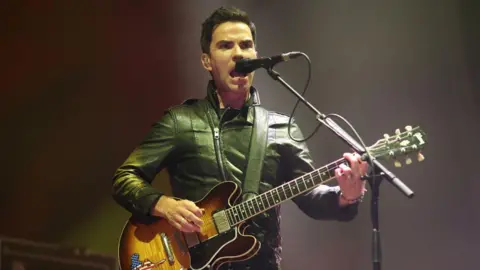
(234, 52), (302, 74)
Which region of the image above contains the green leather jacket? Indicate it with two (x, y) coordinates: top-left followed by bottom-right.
(112, 81), (358, 269)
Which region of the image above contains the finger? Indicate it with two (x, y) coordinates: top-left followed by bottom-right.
(335, 167), (351, 184)
(345, 152), (365, 174)
(174, 215), (198, 232)
(177, 212), (202, 232)
(339, 163), (352, 174)
(169, 220), (183, 231)
(345, 154), (366, 178)
(335, 167), (343, 178)
(180, 208), (204, 227)
(343, 152), (357, 165)
(353, 153), (369, 175)
(183, 223), (201, 233)
(360, 160), (369, 176)
(183, 201), (203, 217)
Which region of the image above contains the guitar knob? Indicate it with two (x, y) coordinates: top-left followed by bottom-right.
(384, 133), (389, 139)
(395, 129), (401, 135)
(394, 160), (402, 168)
(417, 152), (425, 162)
(405, 125), (412, 131)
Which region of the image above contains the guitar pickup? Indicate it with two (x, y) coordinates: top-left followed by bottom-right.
(212, 210), (230, 234)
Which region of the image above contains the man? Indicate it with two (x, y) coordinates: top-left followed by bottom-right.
(112, 6), (367, 270)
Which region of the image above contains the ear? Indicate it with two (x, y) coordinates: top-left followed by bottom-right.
(201, 53), (212, 71)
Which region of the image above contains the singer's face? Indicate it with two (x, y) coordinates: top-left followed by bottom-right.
(202, 22), (257, 96)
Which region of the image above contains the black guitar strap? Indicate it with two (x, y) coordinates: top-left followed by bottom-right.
(241, 105), (269, 202)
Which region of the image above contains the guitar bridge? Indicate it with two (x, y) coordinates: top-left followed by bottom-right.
(212, 210), (231, 234)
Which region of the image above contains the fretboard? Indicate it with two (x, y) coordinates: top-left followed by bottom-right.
(225, 158), (349, 226)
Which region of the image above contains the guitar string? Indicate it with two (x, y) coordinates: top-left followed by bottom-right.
(146, 171), (342, 257)
(157, 140), (401, 234)
(141, 149), (398, 256)
(138, 143), (411, 258)
(188, 146), (396, 228)
(200, 171), (338, 228)
(173, 157), (348, 229)
(223, 147), (401, 226)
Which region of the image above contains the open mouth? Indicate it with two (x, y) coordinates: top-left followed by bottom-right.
(229, 70), (247, 78)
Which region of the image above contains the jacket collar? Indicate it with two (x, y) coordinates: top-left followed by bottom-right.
(205, 80), (261, 123)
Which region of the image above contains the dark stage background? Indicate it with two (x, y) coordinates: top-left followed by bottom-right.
(1, 1), (479, 269)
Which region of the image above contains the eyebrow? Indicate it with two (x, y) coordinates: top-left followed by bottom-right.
(216, 39), (254, 46)
(240, 40), (253, 46)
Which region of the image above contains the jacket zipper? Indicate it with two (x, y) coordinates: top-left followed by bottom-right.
(213, 127), (228, 182)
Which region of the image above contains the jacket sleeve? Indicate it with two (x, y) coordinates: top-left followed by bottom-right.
(112, 111), (177, 217)
(282, 120), (359, 221)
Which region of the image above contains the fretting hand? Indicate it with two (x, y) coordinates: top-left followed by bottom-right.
(335, 152), (368, 206)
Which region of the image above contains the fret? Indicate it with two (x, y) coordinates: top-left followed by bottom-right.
(226, 209), (233, 225)
(323, 165), (330, 177)
(261, 193), (270, 208)
(290, 181), (298, 196)
(272, 189), (281, 204)
(256, 196), (264, 212)
(278, 185), (287, 201)
(235, 205), (243, 221)
(240, 204), (247, 220)
(299, 177), (307, 192)
(267, 190), (276, 206)
(251, 198), (260, 213)
(284, 183), (293, 198)
(237, 206), (242, 222)
(247, 200), (255, 217)
(315, 170), (323, 183)
(231, 207), (239, 224)
(315, 170), (323, 185)
(243, 201), (251, 217)
(327, 163), (336, 178)
(319, 169), (329, 183)
(304, 174), (313, 189)
(309, 170), (317, 185)
(294, 178), (300, 192)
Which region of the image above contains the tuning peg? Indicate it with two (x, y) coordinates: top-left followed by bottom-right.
(405, 157), (412, 165)
(417, 152), (425, 162)
(384, 133), (389, 140)
(394, 160), (402, 167)
(395, 129), (401, 135)
(405, 125), (412, 131)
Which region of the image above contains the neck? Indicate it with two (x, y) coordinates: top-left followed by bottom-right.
(216, 89), (250, 109)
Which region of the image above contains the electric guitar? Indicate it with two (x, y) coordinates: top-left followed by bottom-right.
(118, 126), (427, 270)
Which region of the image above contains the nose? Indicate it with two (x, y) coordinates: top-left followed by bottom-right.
(232, 44), (244, 62)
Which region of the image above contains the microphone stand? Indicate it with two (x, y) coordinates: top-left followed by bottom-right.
(265, 67), (414, 270)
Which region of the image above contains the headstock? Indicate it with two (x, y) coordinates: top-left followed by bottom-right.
(367, 125), (427, 167)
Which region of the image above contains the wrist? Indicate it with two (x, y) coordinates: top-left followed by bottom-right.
(152, 195), (172, 217)
(339, 191), (364, 205)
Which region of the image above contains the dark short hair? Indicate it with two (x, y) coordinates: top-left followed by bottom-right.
(200, 6), (256, 54)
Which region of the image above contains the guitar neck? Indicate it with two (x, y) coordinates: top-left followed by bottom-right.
(226, 157), (348, 226)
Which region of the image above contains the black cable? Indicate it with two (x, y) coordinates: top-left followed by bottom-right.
(285, 53), (374, 167)
(323, 113), (375, 169)
(286, 52), (322, 143)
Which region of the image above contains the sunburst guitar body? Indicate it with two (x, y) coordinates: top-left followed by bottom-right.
(118, 181), (260, 270)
